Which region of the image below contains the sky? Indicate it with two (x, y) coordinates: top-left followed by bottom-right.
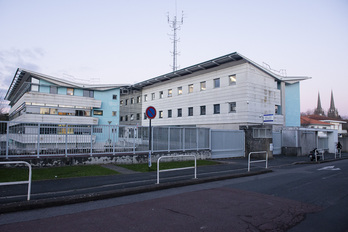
(1, 0), (348, 117)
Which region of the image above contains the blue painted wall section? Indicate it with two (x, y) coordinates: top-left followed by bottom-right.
(93, 89), (120, 125)
(285, 82), (300, 127)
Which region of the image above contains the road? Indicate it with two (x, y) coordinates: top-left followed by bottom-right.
(1, 159), (347, 231)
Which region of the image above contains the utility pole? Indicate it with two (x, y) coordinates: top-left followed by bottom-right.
(168, 3), (184, 72)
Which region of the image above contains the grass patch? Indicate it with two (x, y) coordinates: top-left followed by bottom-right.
(118, 159), (219, 172)
(0, 165), (118, 182)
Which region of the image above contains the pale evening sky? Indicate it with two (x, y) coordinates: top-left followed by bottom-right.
(1, 0), (347, 117)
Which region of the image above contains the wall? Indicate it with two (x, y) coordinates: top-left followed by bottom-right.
(141, 61), (282, 128)
(285, 82), (301, 127)
(8, 150), (211, 167)
(93, 89), (120, 125)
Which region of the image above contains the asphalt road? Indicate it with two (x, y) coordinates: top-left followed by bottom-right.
(1, 158), (347, 232)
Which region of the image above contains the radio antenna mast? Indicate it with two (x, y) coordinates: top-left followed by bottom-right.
(168, 2), (184, 72)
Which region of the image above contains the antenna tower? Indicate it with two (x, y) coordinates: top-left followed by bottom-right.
(168, 3), (184, 72)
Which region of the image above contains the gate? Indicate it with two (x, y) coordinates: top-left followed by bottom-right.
(211, 130), (245, 158)
(272, 132), (282, 155)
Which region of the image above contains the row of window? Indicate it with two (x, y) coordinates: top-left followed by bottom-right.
(120, 113), (141, 122)
(36, 108), (117, 117)
(31, 78), (118, 100)
(144, 102), (237, 119)
(121, 75), (237, 105)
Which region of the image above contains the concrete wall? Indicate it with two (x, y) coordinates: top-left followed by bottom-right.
(8, 150), (211, 167)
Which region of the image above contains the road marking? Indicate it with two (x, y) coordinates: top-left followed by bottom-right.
(318, 166), (341, 171)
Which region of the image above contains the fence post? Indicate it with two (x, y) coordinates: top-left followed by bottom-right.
(183, 128), (186, 152)
(133, 126), (136, 154)
(6, 122), (9, 159)
(37, 123), (40, 158)
(168, 127), (171, 152)
(113, 125), (116, 155)
(196, 128), (199, 151)
(90, 125), (93, 156)
(65, 124), (68, 157)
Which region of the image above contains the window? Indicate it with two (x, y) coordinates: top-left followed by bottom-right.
(67, 88), (74, 95)
(159, 91), (164, 99)
(188, 84), (193, 93)
(144, 113), (147, 120)
(131, 98), (134, 104)
(229, 102), (236, 113)
(31, 78), (39, 92)
(137, 96), (141, 103)
(188, 107), (193, 116)
(200, 81), (206, 91)
(229, 75), (236, 85)
(94, 110), (103, 116)
(214, 78), (220, 88)
(177, 108), (182, 117)
(178, 87), (182, 95)
(136, 113), (140, 120)
(275, 105), (280, 114)
(151, 93), (155, 100)
(168, 89), (172, 97)
(40, 108), (50, 114)
(112, 94), (117, 100)
(50, 86), (58, 94)
(130, 114), (134, 121)
(120, 116), (123, 121)
(125, 115), (128, 121)
(159, 111), (163, 118)
(83, 90), (94, 98)
(50, 108), (58, 115)
(112, 111), (117, 116)
(214, 104), (220, 114)
(168, 109), (172, 118)
(200, 106), (206, 115)
(144, 94), (148, 102)
(253, 128), (272, 138)
(120, 100), (124, 106)
(125, 99), (128, 105)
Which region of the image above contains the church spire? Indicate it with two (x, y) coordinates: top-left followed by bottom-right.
(327, 90), (340, 118)
(314, 92), (325, 116)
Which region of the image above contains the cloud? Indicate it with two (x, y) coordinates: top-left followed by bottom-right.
(0, 48), (45, 90)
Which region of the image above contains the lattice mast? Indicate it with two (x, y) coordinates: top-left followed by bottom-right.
(168, 5), (184, 72)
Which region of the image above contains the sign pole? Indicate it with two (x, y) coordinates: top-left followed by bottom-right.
(148, 118), (152, 167)
(145, 106), (156, 168)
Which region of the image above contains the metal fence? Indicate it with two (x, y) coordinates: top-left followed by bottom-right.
(0, 121), (210, 159)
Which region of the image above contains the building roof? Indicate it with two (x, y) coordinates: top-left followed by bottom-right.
(306, 115), (346, 123)
(301, 116), (331, 126)
(5, 68), (127, 102)
(132, 52), (311, 89)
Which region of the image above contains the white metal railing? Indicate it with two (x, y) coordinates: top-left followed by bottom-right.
(248, 151), (268, 172)
(315, 149), (325, 161)
(335, 148), (342, 159)
(156, 155), (197, 184)
(0, 161), (32, 200)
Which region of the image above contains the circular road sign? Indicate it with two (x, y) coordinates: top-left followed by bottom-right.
(146, 106), (157, 119)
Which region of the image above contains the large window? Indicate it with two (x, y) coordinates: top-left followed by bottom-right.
(214, 104), (220, 114)
(83, 90), (94, 98)
(144, 94), (148, 102)
(200, 81), (206, 91)
(151, 93), (155, 100)
(40, 108), (50, 114)
(200, 106), (206, 115)
(168, 109), (172, 118)
(67, 88), (74, 96)
(137, 96), (141, 103)
(214, 78), (220, 88)
(168, 89), (172, 97)
(112, 94), (117, 100)
(229, 75), (236, 85)
(159, 91), (164, 99)
(229, 102), (236, 113)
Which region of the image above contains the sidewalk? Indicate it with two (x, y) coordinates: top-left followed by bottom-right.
(1, 153), (346, 213)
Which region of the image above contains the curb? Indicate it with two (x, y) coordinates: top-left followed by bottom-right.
(0, 169), (272, 214)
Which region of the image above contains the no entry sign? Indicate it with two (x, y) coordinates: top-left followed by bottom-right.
(146, 106), (157, 119)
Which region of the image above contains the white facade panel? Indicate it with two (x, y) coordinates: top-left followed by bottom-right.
(141, 62), (283, 128)
(12, 114), (99, 125)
